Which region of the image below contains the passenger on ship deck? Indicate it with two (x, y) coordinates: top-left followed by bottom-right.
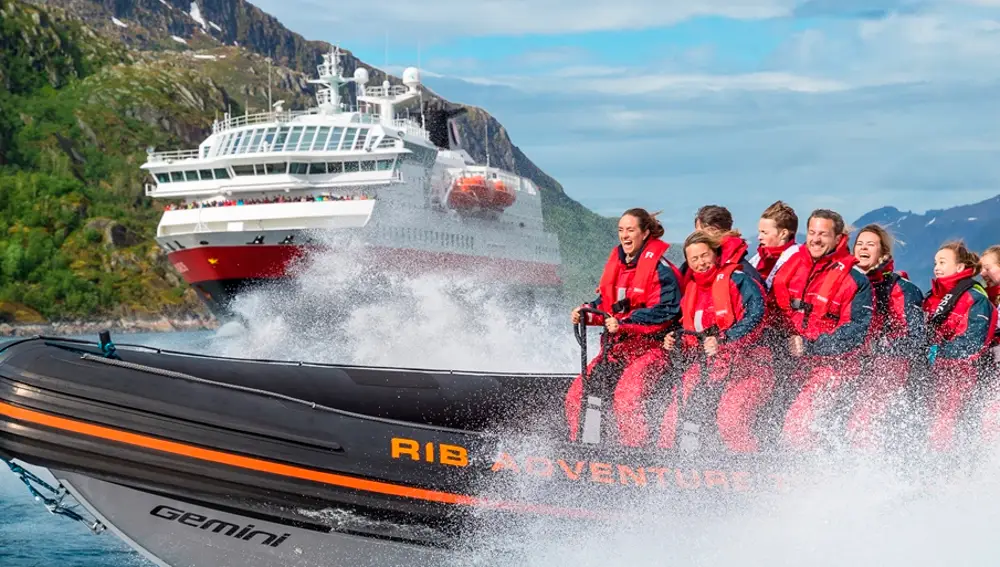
(655, 230), (771, 453)
(566, 208), (683, 447)
(767, 209), (874, 450)
(922, 241), (996, 452)
(691, 205), (764, 287)
(843, 224), (925, 451)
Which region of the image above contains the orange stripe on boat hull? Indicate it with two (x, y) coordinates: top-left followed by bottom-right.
(0, 401), (607, 519)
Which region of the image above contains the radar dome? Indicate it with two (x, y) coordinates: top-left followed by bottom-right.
(353, 67), (369, 84)
(402, 67), (421, 87)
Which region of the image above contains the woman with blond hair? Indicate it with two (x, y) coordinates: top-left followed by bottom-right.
(844, 224), (924, 450)
(922, 241), (996, 451)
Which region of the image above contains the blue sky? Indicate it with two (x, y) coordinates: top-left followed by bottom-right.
(252, 0), (1000, 240)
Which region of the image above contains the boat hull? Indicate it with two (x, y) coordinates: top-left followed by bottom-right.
(163, 239), (563, 318)
(53, 469), (447, 567)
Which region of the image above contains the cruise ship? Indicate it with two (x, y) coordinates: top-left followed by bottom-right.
(141, 48), (563, 317)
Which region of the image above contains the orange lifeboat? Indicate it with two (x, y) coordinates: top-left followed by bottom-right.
(447, 176), (487, 210)
(488, 180), (516, 210)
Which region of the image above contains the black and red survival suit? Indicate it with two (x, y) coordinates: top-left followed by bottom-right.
(922, 269), (997, 451)
(843, 257), (925, 451)
(655, 262), (769, 453)
(565, 237), (683, 446)
(770, 236), (874, 450)
(680, 233), (764, 288)
(749, 240), (801, 290)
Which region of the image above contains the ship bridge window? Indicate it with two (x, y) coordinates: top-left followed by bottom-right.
(156, 173), (170, 183)
(285, 127), (303, 151)
(198, 169), (214, 180)
(232, 130), (248, 154)
(344, 161), (360, 173)
(260, 162), (286, 174)
(247, 129), (264, 153)
(184, 171), (198, 181)
(354, 129), (368, 150)
(298, 126), (317, 151)
(232, 165), (255, 176)
(377, 137), (397, 149)
(342, 128), (357, 150)
(289, 162), (309, 175)
(326, 127), (344, 150)
(326, 162), (343, 173)
(361, 160), (376, 172)
(214, 168), (230, 179)
(309, 163), (327, 174)
(262, 127), (277, 151)
(220, 133), (235, 155)
(313, 126), (331, 150)
(272, 126), (291, 152)
(376, 159), (393, 171)
(170, 171), (185, 182)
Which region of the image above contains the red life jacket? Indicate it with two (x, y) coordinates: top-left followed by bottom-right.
(772, 236), (857, 321)
(751, 241), (796, 281)
(681, 264), (738, 333)
(597, 238), (672, 316)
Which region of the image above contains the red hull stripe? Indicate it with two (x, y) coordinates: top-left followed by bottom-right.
(168, 245), (563, 287)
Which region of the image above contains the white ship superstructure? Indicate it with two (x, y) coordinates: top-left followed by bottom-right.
(141, 47), (563, 315)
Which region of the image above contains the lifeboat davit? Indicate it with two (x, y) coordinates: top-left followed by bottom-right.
(487, 180), (516, 210)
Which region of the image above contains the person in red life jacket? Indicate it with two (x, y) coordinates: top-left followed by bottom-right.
(842, 224), (925, 451)
(692, 204), (765, 288)
(768, 209), (874, 451)
(655, 230), (770, 453)
(565, 208), (683, 446)
(979, 245), (1000, 308)
(749, 201), (801, 289)
(923, 241), (997, 452)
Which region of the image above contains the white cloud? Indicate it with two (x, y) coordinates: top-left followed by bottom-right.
(258, 0), (797, 38)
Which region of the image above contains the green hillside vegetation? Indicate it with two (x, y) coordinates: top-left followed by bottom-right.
(0, 0), (621, 323)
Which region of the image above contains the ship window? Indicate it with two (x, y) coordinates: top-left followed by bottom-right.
(313, 127), (330, 150)
(232, 165), (255, 176)
(214, 168), (230, 179)
(155, 173), (170, 183)
(272, 126), (290, 152)
(361, 160), (376, 172)
(309, 162), (327, 174)
(220, 133), (234, 155)
(354, 129), (368, 150)
(344, 161), (360, 173)
(184, 171), (198, 181)
(248, 129), (264, 153)
(201, 146), (211, 158)
(286, 127), (303, 151)
(376, 159), (393, 171)
(377, 136), (396, 148)
(231, 131), (247, 154)
(265, 162), (286, 174)
(262, 127), (277, 150)
(170, 171), (184, 182)
(342, 128), (357, 150)
(289, 162), (309, 175)
(327, 162), (343, 173)
(198, 169), (214, 180)
(298, 126), (317, 151)
(326, 127), (344, 150)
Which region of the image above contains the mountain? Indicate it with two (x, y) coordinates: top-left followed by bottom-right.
(851, 195), (1000, 288)
(0, 0), (617, 324)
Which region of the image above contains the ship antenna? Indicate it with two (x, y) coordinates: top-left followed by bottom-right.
(417, 40), (426, 131)
(267, 55), (273, 112)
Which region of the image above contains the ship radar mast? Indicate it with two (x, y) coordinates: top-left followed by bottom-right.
(309, 46), (356, 114)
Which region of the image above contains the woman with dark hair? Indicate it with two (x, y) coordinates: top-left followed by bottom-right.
(844, 224), (925, 450)
(656, 230), (769, 453)
(566, 208), (683, 446)
(923, 240), (996, 451)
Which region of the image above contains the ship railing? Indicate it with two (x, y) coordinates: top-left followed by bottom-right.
(210, 109), (325, 133)
(145, 149), (202, 163)
(392, 119), (428, 139)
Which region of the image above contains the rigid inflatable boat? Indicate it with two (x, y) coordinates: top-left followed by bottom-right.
(0, 331), (809, 567)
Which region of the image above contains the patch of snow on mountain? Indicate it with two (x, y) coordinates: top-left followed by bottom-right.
(111, 17), (127, 28)
(189, 2), (207, 28)
(926, 217), (936, 226)
(969, 217), (979, 221)
(172, 35), (188, 44)
(209, 21), (222, 32)
(193, 54), (218, 60)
